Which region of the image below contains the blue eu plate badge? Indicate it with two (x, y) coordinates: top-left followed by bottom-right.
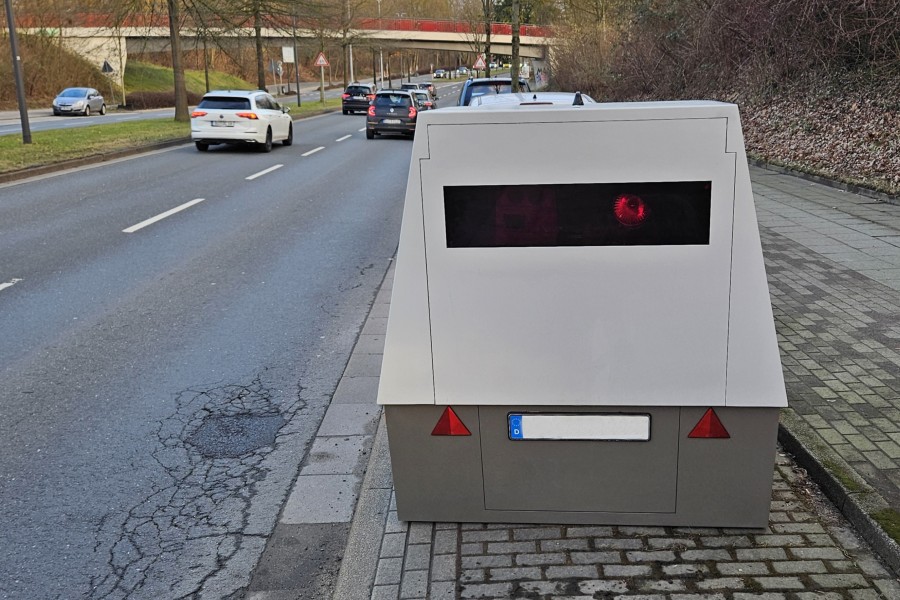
(508, 414), (524, 440)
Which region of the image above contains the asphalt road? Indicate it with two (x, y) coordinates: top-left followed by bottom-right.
(0, 76), (465, 136)
(0, 111), (412, 599)
(0, 107), (178, 136)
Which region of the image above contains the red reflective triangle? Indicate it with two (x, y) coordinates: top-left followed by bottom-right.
(431, 407), (471, 436)
(688, 408), (730, 439)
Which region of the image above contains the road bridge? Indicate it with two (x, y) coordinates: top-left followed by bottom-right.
(19, 15), (551, 91)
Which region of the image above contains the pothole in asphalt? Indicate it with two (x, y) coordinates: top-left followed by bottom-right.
(188, 413), (285, 458)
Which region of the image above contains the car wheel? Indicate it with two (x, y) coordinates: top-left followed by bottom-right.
(282, 124), (293, 146)
(99, 104), (107, 115)
(53, 110), (60, 116)
(366, 129), (375, 140)
(84, 105), (91, 116)
(260, 128), (273, 153)
(195, 141), (209, 152)
(343, 109), (348, 115)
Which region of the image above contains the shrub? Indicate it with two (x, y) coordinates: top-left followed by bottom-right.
(124, 90), (204, 110)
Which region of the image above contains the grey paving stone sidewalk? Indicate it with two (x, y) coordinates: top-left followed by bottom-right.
(333, 166), (900, 600)
(752, 169), (900, 512)
(371, 452), (899, 599)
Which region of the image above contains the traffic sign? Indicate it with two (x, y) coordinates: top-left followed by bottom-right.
(472, 55), (487, 70)
(314, 52), (329, 67)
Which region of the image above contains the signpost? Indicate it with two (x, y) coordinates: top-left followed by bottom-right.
(314, 52), (329, 104)
(472, 54), (487, 77)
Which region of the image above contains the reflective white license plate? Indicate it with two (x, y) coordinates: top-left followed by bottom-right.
(383, 119), (401, 124)
(508, 414), (650, 441)
(353, 95), (366, 100)
(211, 121), (233, 127)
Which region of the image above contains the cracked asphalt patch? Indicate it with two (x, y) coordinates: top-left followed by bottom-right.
(89, 376), (307, 599)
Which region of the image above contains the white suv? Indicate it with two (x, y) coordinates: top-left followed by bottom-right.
(191, 90), (293, 152)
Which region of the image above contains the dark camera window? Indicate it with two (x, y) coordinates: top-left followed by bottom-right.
(444, 182), (712, 248)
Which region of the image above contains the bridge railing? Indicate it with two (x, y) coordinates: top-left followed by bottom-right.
(17, 13), (552, 38)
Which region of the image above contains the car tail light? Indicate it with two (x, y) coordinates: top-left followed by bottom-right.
(613, 194), (648, 227)
(424, 101), (433, 108)
(367, 94), (375, 101)
(235, 112), (259, 120)
(367, 105), (376, 117)
(341, 93), (350, 99)
(408, 106), (418, 119)
(191, 111), (207, 117)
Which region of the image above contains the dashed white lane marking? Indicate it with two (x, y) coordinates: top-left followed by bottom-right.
(336, 135), (352, 142)
(357, 128), (365, 132)
(245, 164), (284, 180)
(0, 278), (23, 293)
(302, 146), (325, 157)
(123, 198), (205, 233)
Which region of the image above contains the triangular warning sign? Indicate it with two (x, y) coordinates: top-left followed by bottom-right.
(688, 408), (730, 439)
(314, 52), (329, 67)
(431, 407), (471, 436)
(472, 55), (487, 70)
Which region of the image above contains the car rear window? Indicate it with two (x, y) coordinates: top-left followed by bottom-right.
(374, 94), (412, 108)
(197, 97), (252, 110)
(462, 81), (531, 105)
(347, 86), (371, 95)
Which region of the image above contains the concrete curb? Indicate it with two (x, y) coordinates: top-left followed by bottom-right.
(750, 157), (900, 207)
(331, 413), (392, 600)
(778, 422), (900, 576)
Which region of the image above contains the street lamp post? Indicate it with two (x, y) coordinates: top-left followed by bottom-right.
(4, 0), (31, 144)
(377, 0), (384, 89)
(292, 13), (301, 106)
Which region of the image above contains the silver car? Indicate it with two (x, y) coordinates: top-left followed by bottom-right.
(53, 88), (107, 116)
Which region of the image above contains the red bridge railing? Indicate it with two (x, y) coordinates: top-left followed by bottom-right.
(18, 13), (552, 38)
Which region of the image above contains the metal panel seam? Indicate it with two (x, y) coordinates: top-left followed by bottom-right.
(418, 156), (437, 405)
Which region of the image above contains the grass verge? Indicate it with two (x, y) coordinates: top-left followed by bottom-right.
(125, 61), (254, 95)
(282, 98), (342, 113)
(872, 509), (900, 544)
(0, 120), (189, 174)
(0, 100), (342, 175)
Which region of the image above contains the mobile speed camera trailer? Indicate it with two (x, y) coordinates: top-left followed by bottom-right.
(377, 101), (787, 527)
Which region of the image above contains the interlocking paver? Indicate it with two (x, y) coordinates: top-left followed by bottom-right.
(357, 168), (900, 600)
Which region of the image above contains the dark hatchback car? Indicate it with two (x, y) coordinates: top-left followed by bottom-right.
(458, 77), (532, 106)
(366, 90), (418, 139)
(342, 83), (376, 114)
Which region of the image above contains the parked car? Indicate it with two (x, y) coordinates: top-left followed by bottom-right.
(457, 66), (469, 76)
(342, 83), (376, 114)
(52, 87), (106, 116)
(366, 90), (418, 139)
(190, 90), (293, 152)
(468, 91), (595, 108)
(412, 89), (436, 110)
(457, 77), (532, 106)
(433, 69), (447, 79)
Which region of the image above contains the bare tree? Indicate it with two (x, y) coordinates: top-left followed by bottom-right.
(166, 0), (189, 120)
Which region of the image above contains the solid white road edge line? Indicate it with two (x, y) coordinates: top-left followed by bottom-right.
(245, 164), (284, 181)
(302, 146), (325, 157)
(0, 278), (23, 293)
(336, 135), (352, 142)
(123, 198), (205, 233)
